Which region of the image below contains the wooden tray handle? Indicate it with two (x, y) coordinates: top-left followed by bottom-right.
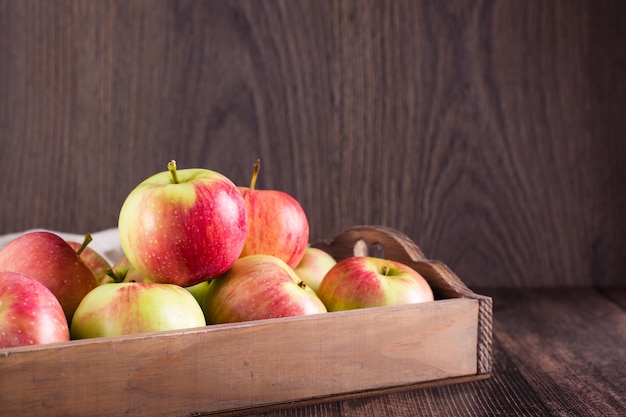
(312, 225), (475, 299)
(312, 225), (426, 264)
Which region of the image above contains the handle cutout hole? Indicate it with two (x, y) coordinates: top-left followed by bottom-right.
(353, 240), (386, 258)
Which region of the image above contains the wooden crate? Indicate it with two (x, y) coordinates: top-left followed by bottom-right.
(0, 226), (492, 417)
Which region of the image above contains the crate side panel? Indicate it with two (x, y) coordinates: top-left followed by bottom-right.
(0, 299), (478, 417)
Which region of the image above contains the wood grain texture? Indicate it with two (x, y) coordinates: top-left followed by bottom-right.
(222, 288), (626, 417)
(487, 288), (626, 417)
(1, 247), (622, 417)
(217, 345), (551, 417)
(0, 0), (624, 287)
(237, 342), (554, 417)
(0, 298), (481, 416)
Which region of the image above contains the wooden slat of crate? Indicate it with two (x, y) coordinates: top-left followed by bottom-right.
(0, 297), (478, 417)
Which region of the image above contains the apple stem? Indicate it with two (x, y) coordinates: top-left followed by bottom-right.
(105, 268), (124, 283)
(382, 265), (391, 276)
(297, 280), (307, 289)
(168, 160), (180, 184)
(249, 158), (261, 190)
(75, 233), (93, 256)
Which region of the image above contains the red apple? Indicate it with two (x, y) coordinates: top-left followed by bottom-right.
(0, 271), (70, 348)
(317, 256), (434, 311)
(70, 282), (206, 339)
(118, 160), (248, 287)
(203, 254), (327, 324)
(67, 234), (112, 285)
(294, 247), (337, 294)
(0, 231), (99, 321)
(238, 159), (309, 269)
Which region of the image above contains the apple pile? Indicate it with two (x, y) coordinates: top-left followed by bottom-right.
(0, 160), (434, 349)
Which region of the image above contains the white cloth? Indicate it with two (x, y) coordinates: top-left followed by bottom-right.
(0, 228), (124, 264)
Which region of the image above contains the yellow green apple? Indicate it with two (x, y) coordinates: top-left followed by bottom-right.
(70, 282), (206, 339)
(294, 247), (337, 294)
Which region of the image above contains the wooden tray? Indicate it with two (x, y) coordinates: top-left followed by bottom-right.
(0, 226), (492, 417)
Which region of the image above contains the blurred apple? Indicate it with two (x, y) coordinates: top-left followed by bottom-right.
(118, 160), (247, 287)
(121, 267), (151, 283)
(67, 234), (112, 285)
(103, 256), (151, 284)
(294, 247), (337, 294)
(185, 280), (210, 306)
(203, 254), (327, 324)
(101, 256), (145, 284)
(238, 159), (309, 269)
(0, 231), (99, 321)
(317, 256), (434, 311)
(70, 282), (206, 339)
(0, 271), (70, 348)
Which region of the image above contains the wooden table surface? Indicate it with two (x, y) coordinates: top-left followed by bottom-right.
(0, 3), (624, 416)
(223, 287), (626, 417)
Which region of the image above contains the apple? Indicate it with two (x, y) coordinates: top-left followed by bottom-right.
(238, 159), (309, 269)
(185, 280), (210, 306)
(203, 254), (327, 324)
(102, 256), (151, 284)
(67, 234), (112, 285)
(70, 282), (206, 339)
(294, 247), (337, 294)
(108, 259), (208, 305)
(121, 266), (151, 283)
(317, 256), (434, 311)
(112, 260), (209, 306)
(0, 271), (70, 348)
(118, 160), (248, 287)
(0, 231), (99, 322)
(102, 256), (148, 284)
(109, 256), (133, 280)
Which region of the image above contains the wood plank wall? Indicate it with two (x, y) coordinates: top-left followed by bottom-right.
(1, 0), (624, 287)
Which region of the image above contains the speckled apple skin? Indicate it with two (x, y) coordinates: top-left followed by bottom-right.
(118, 168), (247, 287)
(0, 231), (99, 321)
(70, 282), (206, 339)
(0, 271), (70, 348)
(317, 257), (434, 311)
(203, 254), (327, 324)
(238, 187), (309, 269)
(294, 247), (337, 294)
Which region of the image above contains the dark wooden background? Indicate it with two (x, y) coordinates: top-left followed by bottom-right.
(1, 0), (624, 288)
